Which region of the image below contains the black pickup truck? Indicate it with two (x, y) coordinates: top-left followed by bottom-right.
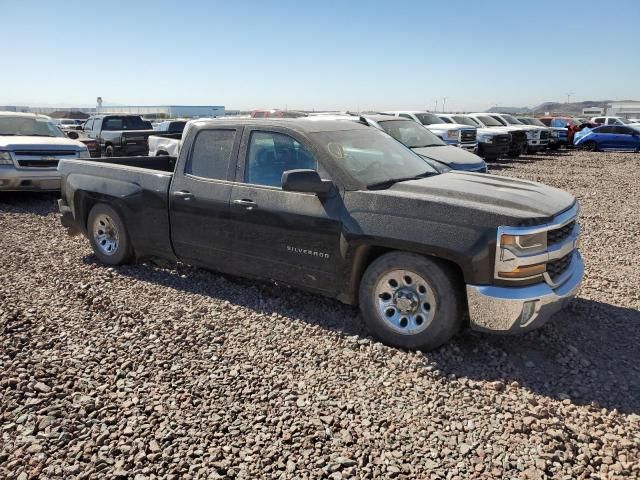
(58, 119), (584, 350)
(82, 114), (157, 157)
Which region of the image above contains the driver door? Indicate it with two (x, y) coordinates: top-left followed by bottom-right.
(229, 127), (344, 294)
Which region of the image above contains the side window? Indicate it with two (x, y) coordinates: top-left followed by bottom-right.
(610, 118), (622, 126)
(597, 126), (613, 134)
(92, 118), (102, 133)
(186, 129), (236, 180)
(551, 119), (567, 128)
(612, 126), (631, 135)
(440, 117), (452, 123)
(245, 131), (316, 188)
(593, 118), (604, 125)
(399, 113), (413, 120)
(84, 119), (93, 131)
(539, 118), (551, 126)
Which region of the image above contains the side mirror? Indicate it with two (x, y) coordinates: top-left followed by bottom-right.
(282, 169), (333, 195)
(67, 131), (79, 140)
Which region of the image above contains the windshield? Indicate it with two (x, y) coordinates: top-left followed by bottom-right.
(497, 114), (522, 125)
(452, 115), (480, 127)
(102, 116), (150, 130)
(476, 115), (503, 127)
(519, 118), (546, 127)
(414, 112), (444, 125)
(0, 116), (66, 137)
(310, 128), (437, 188)
(378, 120), (445, 148)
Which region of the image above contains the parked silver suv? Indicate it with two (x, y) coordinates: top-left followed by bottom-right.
(0, 112), (90, 191)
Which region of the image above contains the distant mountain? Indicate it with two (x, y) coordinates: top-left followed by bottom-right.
(487, 100), (635, 115)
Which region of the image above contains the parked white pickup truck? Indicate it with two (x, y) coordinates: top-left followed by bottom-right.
(383, 111), (477, 150)
(438, 114), (511, 161)
(0, 112), (90, 191)
(473, 113), (548, 153)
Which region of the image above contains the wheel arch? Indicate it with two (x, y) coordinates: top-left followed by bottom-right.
(339, 242), (466, 305)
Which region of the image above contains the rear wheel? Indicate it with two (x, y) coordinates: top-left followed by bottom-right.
(87, 204), (133, 265)
(580, 140), (598, 152)
(359, 252), (464, 351)
(105, 145), (114, 157)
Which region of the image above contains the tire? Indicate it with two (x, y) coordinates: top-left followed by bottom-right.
(105, 145), (114, 157)
(507, 151), (521, 158)
(580, 140), (598, 152)
(87, 204), (133, 265)
(358, 252), (464, 351)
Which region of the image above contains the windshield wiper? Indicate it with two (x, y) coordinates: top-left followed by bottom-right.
(27, 134), (54, 137)
(367, 171), (436, 190)
(0, 133), (16, 136)
(411, 144), (442, 148)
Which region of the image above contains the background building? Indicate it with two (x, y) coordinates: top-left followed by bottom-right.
(606, 101), (640, 119)
(582, 106), (604, 116)
(95, 105), (225, 118)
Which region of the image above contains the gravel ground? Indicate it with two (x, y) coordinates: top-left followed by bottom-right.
(1, 150), (639, 479)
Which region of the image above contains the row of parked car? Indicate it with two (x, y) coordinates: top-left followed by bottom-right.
(1, 108), (638, 193)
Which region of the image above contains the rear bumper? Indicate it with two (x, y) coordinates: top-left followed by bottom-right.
(466, 250), (584, 333)
(0, 166), (61, 191)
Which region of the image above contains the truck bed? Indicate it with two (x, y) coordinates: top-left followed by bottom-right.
(57, 156), (177, 260)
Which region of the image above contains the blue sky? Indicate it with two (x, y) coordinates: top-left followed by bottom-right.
(2, 0), (639, 111)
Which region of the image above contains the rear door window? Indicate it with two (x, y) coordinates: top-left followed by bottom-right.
(186, 129), (237, 180)
(597, 126), (614, 134)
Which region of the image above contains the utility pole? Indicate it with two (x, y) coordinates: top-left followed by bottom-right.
(566, 93), (574, 104)
(442, 97), (448, 113)
(434, 99), (438, 112)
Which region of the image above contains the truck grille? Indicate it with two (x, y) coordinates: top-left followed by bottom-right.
(13, 150), (78, 169)
(540, 130), (550, 140)
(547, 252), (573, 281)
(495, 134), (510, 145)
(511, 131), (527, 143)
(547, 220), (575, 246)
(460, 129), (476, 143)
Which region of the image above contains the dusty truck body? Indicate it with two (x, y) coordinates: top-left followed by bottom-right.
(58, 118), (583, 350)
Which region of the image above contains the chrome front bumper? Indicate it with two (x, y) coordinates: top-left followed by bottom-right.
(466, 250), (584, 333)
(0, 166), (61, 191)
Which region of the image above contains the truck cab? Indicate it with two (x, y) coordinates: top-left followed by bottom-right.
(83, 114), (157, 157)
(382, 111), (477, 151)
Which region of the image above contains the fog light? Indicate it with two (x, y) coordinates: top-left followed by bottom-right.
(518, 300), (539, 327)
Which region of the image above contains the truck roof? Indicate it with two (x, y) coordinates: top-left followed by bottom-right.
(0, 111), (52, 120)
(189, 118), (371, 133)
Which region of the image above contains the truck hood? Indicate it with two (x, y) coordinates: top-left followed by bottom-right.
(413, 145), (485, 169)
(348, 172), (576, 228)
(0, 135), (85, 150)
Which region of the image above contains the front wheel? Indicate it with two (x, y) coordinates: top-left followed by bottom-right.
(580, 140), (598, 152)
(87, 204), (133, 265)
(359, 252), (464, 351)
(104, 145), (114, 157)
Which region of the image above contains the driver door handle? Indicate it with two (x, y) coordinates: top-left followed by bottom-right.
(175, 191), (194, 200)
(233, 199), (257, 210)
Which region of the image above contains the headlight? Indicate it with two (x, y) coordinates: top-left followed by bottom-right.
(447, 130), (459, 140)
(78, 147), (91, 159)
(501, 232), (547, 255)
(497, 231), (548, 279)
(0, 151), (13, 165)
(478, 135), (494, 144)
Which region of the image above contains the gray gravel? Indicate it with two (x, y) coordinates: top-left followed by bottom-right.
(1, 150), (639, 479)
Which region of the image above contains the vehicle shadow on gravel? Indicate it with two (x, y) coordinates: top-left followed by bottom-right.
(87, 256), (640, 414)
(441, 298), (640, 414)
(0, 192), (59, 216)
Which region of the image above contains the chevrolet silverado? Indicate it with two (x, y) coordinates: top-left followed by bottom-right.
(58, 119), (583, 350)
